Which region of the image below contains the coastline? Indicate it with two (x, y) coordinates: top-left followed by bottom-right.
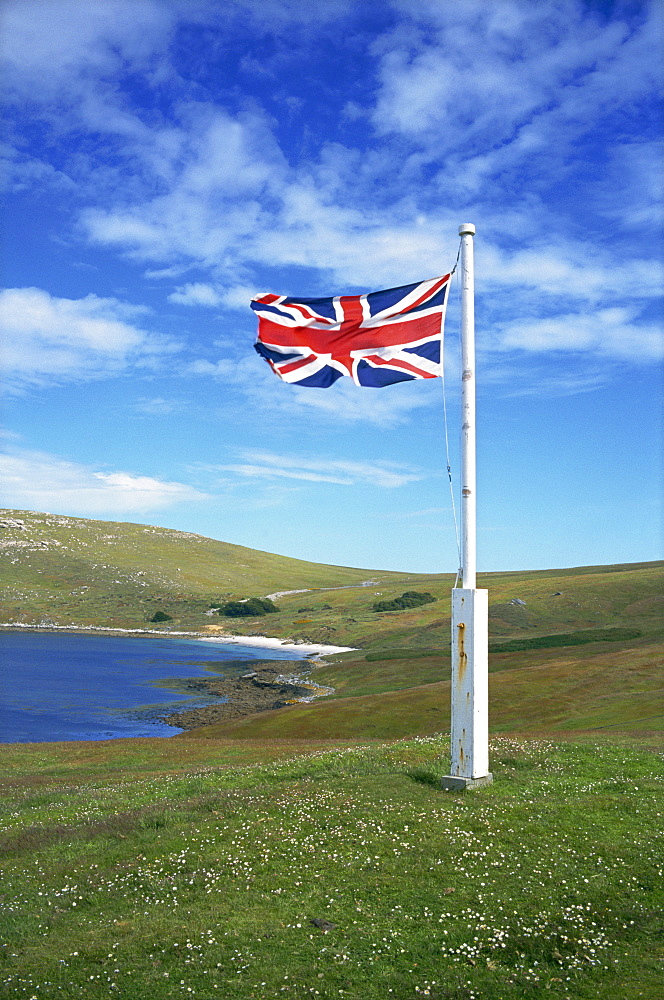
(157, 660), (336, 731)
(0, 622), (355, 656)
(0, 623), (352, 735)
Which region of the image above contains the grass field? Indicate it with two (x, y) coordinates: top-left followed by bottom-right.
(1, 736), (662, 1000)
(1, 510), (663, 998)
(171, 640), (662, 742)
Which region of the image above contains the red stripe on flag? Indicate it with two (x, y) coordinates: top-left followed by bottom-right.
(364, 355), (437, 377)
(338, 296), (364, 329)
(257, 313), (441, 352)
(278, 353), (318, 374)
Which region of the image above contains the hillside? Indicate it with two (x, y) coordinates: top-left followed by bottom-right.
(0, 509), (400, 632)
(2, 509), (662, 740)
(1, 509), (662, 651)
(2, 514), (661, 1000)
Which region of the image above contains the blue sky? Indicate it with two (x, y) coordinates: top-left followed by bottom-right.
(1, 0), (662, 573)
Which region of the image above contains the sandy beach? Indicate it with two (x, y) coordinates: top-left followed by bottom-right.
(0, 621), (355, 656)
(194, 632), (355, 655)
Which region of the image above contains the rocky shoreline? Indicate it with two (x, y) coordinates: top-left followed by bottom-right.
(158, 659), (334, 730)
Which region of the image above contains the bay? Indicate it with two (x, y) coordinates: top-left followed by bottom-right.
(0, 630), (304, 743)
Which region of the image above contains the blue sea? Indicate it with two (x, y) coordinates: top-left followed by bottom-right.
(0, 630), (305, 743)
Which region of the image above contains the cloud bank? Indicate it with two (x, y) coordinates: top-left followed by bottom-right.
(0, 447), (208, 515)
(0, 288), (179, 390)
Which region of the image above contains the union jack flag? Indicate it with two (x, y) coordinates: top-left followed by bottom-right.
(250, 274), (451, 388)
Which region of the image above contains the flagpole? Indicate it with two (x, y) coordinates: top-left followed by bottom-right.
(441, 223), (493, 791)
(459, 223), (477, 591)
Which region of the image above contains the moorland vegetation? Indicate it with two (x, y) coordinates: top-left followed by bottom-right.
(0, 509), (662, 998)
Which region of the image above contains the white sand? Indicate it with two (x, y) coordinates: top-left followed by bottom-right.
(0, 622), (354, 655)
(196, 634), (355, 655)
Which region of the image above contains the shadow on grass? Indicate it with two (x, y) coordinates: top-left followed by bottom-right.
(405, 766), (441, 788)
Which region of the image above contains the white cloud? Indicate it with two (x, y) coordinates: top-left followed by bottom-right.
(219, 285), (260, 310)
(0, 447), (209, 515)
(80, 106), (288, 267)
(364, 1), (662, 254)
(168, 280), (258, 311)
(134, 397), (187, 415)
(592, 140), (664, 230)
(477, 357), (612, 398)
(168, 282), (223, 307)
(287, 376), (438, 426)
(372, 1), (655, 147)
(223, 463), (351, 485)
(480, 244), (662, 304)
(498, 308), (664, 360)
(186, 353), (439, 427)
(0, 0), (177, 97)
(219, 450), (423, 488)
(0, 287), (179, 390)
(0, 142), (78, 195)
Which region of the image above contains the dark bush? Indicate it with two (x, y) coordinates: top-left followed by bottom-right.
(489, 627), (641, 653)
(372, 591), (436, 612)
(251, 597), (279, 613)
(149, 611), (172, 622)
(218, 597), (279, 618)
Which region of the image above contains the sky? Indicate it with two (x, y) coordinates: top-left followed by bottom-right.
(0, 0), (662, 575)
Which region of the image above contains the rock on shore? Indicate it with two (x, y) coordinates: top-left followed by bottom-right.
(159, 661), (328, 730)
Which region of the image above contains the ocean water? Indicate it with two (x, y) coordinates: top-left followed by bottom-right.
(0, 630), (304, 743)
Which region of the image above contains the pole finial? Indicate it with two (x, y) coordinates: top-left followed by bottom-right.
(458, 223), (476, 236)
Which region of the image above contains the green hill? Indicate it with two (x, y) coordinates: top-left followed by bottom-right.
(1, 509), (662, 652)
(2, 508), (662, 739)
(0, 509), (400, 632)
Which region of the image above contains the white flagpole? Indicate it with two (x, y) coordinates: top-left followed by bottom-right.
(441, 223), (493, 791)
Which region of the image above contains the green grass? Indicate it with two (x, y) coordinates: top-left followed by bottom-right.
(365, 648), (441, 662)
(0, 509), (397, 632)
(1, 736), (662, 999)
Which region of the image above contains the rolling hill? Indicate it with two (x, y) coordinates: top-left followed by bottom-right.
(0, 508), (400, 632)
(1, 509), (661, 650)
(1, 508), (662, 739)
(2, 512), (661, 1000)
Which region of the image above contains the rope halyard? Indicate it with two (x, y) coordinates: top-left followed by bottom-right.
(442, 254), (462, 584)
(449, 238), (462, 277)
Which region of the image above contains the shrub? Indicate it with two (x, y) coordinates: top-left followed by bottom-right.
(489, 627), (641, 653)
(372, 591), (436, 612)
(251, 597), (279, 614)
(149, 611), (172, 622)
(218, 597), (279, 618)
